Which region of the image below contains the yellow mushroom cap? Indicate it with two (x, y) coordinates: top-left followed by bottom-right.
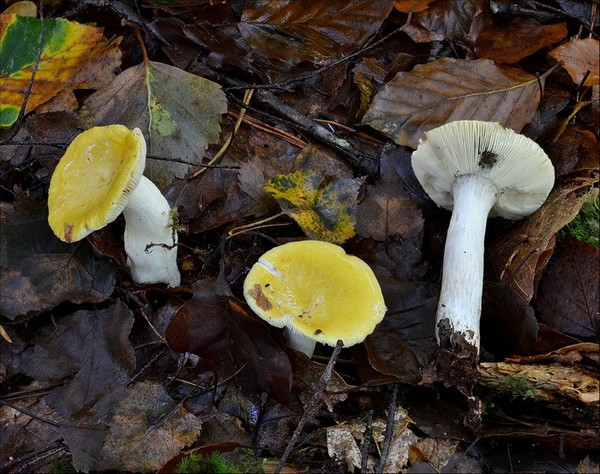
(243, 240), (387, 348)
(48, 125), (146, 243)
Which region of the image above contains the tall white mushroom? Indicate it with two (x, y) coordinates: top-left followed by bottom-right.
(48, 125), (180, 286)
(411, 121), (554, 353)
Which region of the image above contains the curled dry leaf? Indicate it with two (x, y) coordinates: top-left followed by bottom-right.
(488, 131), (599, 302)
(549, 38), (600, 87)
(362, 58), (542, 148)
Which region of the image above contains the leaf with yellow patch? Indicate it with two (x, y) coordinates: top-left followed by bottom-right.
(79, 61), (227, 187)
(265, 170), (363, 244)
(0, 14), (118, 127)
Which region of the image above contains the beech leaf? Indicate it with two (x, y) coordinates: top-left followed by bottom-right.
(79, 60), (227, 186)
(0, 14), (120, 126)
(265, 170), (363, 244)
(549, 38), (600, 87)
(238, 0), (395, 69)
(362, 58), (543, 148)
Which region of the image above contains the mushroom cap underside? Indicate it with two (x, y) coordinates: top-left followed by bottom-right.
(411, 121), (555, 219)
(243, 240), (387, 348)
(48, 125), (146, 242)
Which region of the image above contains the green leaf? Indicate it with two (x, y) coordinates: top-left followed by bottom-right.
(265, 170), (363, 244)
(0, 14), (116, 126)
(79, 60), (227, 187)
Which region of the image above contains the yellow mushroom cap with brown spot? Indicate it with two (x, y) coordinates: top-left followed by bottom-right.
(48, 125), (146, 243)
(243, 240), (387, 348)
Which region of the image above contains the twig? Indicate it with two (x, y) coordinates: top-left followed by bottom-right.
(374, 384), (399, 474)
(222, 77), (378, 176)
(360, 410), (374, 473)
(275, 340), (344, 473)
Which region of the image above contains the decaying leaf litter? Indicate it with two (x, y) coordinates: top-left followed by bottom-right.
(0, 0), (598, 472)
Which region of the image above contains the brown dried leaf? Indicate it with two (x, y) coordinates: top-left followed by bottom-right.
(488, 131), (599, 302)
(362, 58), (542, 148)
(410, 0), (487, 45)
(474, 16), (567, 64)
(238, 0), (394, 69)
(537, 236), (599, 339)
(488, 178), (598, 302)
(394, 0), (433, 13)
(549, 38), (600, 86)
(99, 381), (203, 472)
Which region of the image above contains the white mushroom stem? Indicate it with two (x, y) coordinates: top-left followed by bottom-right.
(436, 174), (498, 351)
(284, 329), (317, 358)
(122, 176), (181, 286)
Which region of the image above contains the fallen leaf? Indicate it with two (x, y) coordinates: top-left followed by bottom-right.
(537, 236), (599, 339)
(238, 0), (395, 69)
(394, 0), (433, 13)
(99, 381), (203, 472)
(409, 0), (486, 45)
(488, 170), (599, 302)
(364, 273), (438, 384)
(0, 14), (118, 126)
(0, 195), (116, 320)
(265, 170), (363, 244)
(165, 279), (292, 403)
(79, 60), (227, 186)
(473, 16), (567, 64)
(549, 38), (599, 86)
(15, 301), (136, 472)
(362, 58), (543, 148)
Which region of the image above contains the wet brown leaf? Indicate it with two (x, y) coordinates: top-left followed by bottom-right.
(364, 273), (438, 384)
(0, 196), (116, 320)
(165, 279), (292, 403)
(362, 58), (542, 148)
(394, 0), (433, 13)
(409, 0), (487, 45)
(79, 60), (227, 186)
(473, 16), (567, 64)
(537, 236), (599, 339)
(549, 38), (600, 86)
(238, 0), (395, 69)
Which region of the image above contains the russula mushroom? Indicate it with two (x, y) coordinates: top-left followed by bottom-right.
(243, 240), (386, 357)
(411, 120), (554, 353)
(48, 124), (181, 286)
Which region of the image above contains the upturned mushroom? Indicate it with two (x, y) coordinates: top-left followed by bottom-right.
(411, 120), (554, 353)
(243, 240), (386, 357)
(48, 124), (180, 286)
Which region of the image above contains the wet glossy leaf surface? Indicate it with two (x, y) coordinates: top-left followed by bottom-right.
(362, 58), (542, 147)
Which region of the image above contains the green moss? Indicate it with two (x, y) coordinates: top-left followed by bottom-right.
(50, 456), (76, 474)
(496, 376), (539, 401)
(566, 192), (599, 248)
(176, 450), (265, 474)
